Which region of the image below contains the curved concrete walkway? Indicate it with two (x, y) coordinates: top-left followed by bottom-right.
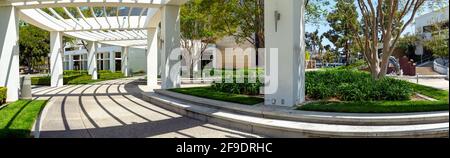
(31, 77), (261, 138)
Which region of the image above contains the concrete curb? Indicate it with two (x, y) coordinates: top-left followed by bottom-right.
(30, 99), (55, 138)
(142, 92), (449, 138)
(154, 89), (449, 126)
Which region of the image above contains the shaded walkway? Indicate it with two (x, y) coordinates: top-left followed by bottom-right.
(32, 77), (261, 138)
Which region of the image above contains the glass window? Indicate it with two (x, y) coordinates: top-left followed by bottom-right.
(115, 52), (121, 59)
(73, 55), (80, 61)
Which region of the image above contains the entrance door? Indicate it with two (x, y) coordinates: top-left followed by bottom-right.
(115, 60), (121, 72)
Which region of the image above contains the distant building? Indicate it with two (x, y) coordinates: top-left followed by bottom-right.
(414, 6), (449, 56)
(63, 40), (147, 74)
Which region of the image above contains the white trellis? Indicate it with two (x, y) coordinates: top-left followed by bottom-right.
(1, 0), (307, 107)
(0, 0), (187, 102)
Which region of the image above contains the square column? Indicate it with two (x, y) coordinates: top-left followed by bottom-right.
(122, 47), (130, 77)
(109, 51), (116, 72)
(50, 32), (64, 87)
(147, 29), (158, 87)
(87, 41), (98, 80)
(160, 5), (181, 89)
(192, 40), (202, 72)
(68, 54), (74, 70)
(264, 0), (306, 106)
(0, 6), (20, 102)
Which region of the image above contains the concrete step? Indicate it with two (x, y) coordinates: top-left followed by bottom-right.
(416, 67), (441, 75)
(142, 92), (449, 138)
(153, 90), (449, 126)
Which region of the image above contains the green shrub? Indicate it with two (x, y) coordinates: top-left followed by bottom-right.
(0, 87), (7, 104)
(337, 60), (368, 70)
(64, 70), (88, 76)
(99, 72), (123, 80)
(211, 77), (263, 95)
(31, 76), (51, 85)
(306, 69), (413, 101)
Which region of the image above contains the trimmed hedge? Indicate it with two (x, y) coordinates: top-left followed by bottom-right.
(63, 70), (88, 76)
(0, 87), (6, 104)
(98, 72), (124, 80)
(31, 71), (124, 85)
(31, 76), (51, 85)
(306, 69), (413, 101)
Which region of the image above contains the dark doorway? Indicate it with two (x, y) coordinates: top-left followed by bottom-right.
(115, 60), (121, 72)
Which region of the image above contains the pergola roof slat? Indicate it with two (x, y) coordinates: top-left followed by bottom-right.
(9, 0), (186, 47)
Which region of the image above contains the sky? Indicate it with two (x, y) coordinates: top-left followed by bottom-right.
(305, 1), (442, 48)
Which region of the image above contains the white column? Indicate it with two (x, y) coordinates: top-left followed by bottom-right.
(87, 41), (98, 80)
(161, 5), (181, 89)
(101, 53), (106, 71)
(68, 54), (74, 70)
(0, 6), (20, 102)
(264, 0), (306, 106)
(147, 29), (159, 87)
(50, 32), (64, 87)
(122, 47), (129, 77)
(192, 40), (201, 72)
(109, 51), (115, 72)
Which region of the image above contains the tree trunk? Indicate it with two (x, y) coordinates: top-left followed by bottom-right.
(255, 33), (260, 68)
(200, 55), (203, 83)
(190, 61), (194, 82)
(345, 42), (350, 65)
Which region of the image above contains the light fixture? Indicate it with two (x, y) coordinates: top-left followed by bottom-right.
(275, 11), (281, 32)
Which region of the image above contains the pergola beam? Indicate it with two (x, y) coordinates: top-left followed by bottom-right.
(76, 7), (93, 29)
(62, 7), (85, 29)
(8, 2), (164, 9)
(102, 6), (112, 29)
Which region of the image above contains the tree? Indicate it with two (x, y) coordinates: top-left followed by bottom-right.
(353, 0), (448, 80)
(322, 49), (338, 66)
(396, 33), (420, 59)
(19, 22), (50, 73)
(305, 0), (331, 25)
(324, 0), (359, 65)
(206, 0), (329, 68)
(180, 0), (227, 80)
(424, 29), (449, 65)
(306, 30), (326, 62)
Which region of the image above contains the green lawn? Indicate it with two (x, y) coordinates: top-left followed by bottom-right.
(31, 71), (125, 85)
(169, 87), (264, 105)
(298, 83), (449, 113)
(0, 100), (47, 138)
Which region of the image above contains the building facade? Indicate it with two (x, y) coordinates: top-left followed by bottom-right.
(63, 42), (147, 75)
(415, 6), (449, 56)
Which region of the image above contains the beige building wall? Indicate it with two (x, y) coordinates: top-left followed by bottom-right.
(214, 36), (264, 69)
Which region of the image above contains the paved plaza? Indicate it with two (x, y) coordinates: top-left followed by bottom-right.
(32, 77), (261, 138)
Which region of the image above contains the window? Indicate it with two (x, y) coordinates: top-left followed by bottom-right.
(115, 52), (121, 59)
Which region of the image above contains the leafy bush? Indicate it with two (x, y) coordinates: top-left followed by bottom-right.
(306, 69), (413, 101)
(31, 71), (124, 85)
(99, 72), (123, 80)
(31, 76), (51, 85)
(337, 60), (368, 70)
(63, 70), (88, 76)
(211, 77), (263, 95)
(0, 87), (6, 104)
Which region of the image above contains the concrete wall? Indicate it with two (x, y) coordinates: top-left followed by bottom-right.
(128, 47), (147, 73)
(215, 36), (264, 69)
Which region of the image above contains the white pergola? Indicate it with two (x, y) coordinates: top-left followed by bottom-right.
(0, 0), (186, 101)
(1, 0), (306, 107)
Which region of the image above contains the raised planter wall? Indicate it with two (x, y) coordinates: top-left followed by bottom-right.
(434, 58), (449, 76)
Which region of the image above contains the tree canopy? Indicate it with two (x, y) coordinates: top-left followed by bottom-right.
(353, 0), (448, 79)
(324, 0), (359, 65)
